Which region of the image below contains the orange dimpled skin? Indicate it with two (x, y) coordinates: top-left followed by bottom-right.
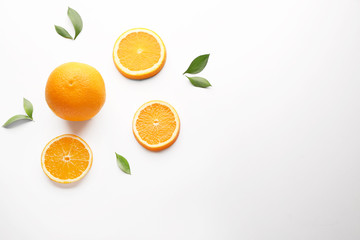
(132, 100), (180, 151)
(41, 134), (93, 184)
(45, 62), (106, 121)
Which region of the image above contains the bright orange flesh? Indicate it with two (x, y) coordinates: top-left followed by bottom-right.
(133, 100), (180, 151)
(41, 134), (93, 183)
(113, 28), (166, 80)
(117, 32), (161, 71)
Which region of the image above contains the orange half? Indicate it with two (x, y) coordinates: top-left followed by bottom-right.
(41, 134), (93, 184)
(132, 100), (180, 151)
(113, 28), (166, 79)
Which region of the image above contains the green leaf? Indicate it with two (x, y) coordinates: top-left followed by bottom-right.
(115, 153), (131, 175)
(2, 115), (32, 128)
(183, 54), (210, 74)
(23, 98), (33, 119)
(186, 76), (212, 88)
(67, 7), (83, 39)
(55, 25), (73, 39)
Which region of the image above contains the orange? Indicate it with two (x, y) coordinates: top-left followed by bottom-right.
(45, 62), (106, 121)
(132, 100), (180, 151)
(41, 134), (93, 184)
(113, 28), (166, 80)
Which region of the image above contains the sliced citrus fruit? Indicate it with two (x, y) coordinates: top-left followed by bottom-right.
(113, 28), (166, 80)
(132, 100), (180, 151)
(41, 134), (93, 184)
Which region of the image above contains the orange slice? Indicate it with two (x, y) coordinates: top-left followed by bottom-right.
(132, 100), (180, 151)
(113, 28), (166, 80)
(41, 134), (93, 184)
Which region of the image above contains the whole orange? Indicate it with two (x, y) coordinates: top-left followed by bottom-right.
(45, 62), (106, 121)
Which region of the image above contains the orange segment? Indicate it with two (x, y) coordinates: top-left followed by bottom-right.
(132, 100), (180, 151)
(117, 32), (161, 71)
(113, 28), (166, 79)
(41, 134), (93, 183)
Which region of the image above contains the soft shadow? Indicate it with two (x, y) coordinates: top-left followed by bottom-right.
(3, 119), (33, 129)
(115, 66), (164, 82)
(49, 178), (83, 188)
(122, 76), (155, 82)
(66, 120), (91, 135)
(127, 77), (151, 82)
(138, 138), (180, 155)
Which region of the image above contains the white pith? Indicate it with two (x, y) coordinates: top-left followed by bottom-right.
(132, 100), (180, 148)
(113, 28), (166, 76)
(41, 134), (93, 184)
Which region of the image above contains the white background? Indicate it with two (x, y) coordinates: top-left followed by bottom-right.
(0, 0), (360, 239)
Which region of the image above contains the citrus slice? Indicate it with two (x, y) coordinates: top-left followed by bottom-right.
(41, 134), (93, 184)
(113, 28), (166, 80)
(132, 100), (180, 151)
